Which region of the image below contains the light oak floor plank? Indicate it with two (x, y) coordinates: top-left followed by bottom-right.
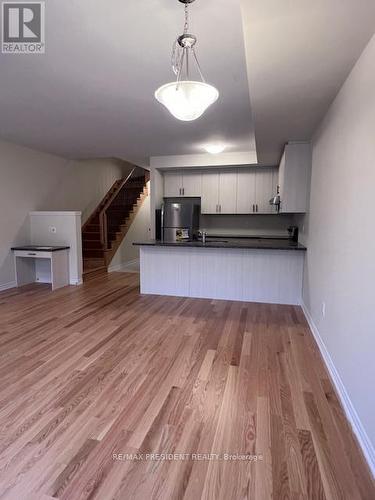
(0, 273), (373, 499)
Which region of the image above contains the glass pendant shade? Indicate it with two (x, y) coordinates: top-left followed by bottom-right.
(155, 81), (219, 121)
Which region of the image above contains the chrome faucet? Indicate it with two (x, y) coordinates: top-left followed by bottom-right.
(198, 230), (207, 244)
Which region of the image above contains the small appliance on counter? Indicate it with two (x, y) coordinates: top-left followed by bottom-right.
(287, 225), (299, 242)
(161, 198), (200, 242)
(269, 185), (281, 211)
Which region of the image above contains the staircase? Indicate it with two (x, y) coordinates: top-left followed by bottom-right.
(82, 168), (148, 281)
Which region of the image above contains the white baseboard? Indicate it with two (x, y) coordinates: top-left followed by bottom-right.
(70, 279), (83, 286)
(108, 259), (140, 274)
(301, 302), (375, 477)
(0, 281), (17, 292)
(0, 279), (82, 291)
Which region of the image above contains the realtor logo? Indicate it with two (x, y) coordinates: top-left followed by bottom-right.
(2, 2), (45, 54)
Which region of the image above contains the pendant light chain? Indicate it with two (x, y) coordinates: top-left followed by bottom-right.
(184, 4), (189, 79)
(184, 3), (189, 34)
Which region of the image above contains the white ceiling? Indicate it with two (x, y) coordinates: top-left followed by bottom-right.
(0, 0), (255, 166)
(1, 1), (374, 167)
(241, 0), (375, 165)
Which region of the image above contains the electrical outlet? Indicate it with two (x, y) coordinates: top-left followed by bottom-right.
(322, 302), (326, 318)
(49, 226), (57, 234)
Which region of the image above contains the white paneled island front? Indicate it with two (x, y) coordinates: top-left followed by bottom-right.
(135, 240), (306, 305)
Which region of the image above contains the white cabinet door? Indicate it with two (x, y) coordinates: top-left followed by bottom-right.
(219, 170), (237, 214)
(255, 167), (276, 213)
(182, 171), (202, 197)
(237, 168), (256, 213)
(164, 172), (183, 197)
(278, 151), (286, 209)
(279, 143), (311, 213)
(201, 171), (220, 214)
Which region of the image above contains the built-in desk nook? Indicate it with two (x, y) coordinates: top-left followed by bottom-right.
(11, 246), (70, 291)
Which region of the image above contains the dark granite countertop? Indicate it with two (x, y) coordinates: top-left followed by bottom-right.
(11, 246), (70, 252)
(133, 238), (306, 252)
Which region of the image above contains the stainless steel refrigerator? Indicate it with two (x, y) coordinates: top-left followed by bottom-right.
(161, 198), (200, 242)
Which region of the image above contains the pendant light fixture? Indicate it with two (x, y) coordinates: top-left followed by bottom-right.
(155, 0), (219, 121)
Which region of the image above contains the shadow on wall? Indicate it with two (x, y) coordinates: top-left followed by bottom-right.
(42, 158), (135, 224)
(0, 216), (30, 286)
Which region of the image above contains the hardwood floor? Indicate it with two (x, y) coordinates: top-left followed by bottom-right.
(0, 273), (373, 499)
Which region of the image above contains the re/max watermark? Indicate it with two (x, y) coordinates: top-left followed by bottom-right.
(113, 453), (264, 462)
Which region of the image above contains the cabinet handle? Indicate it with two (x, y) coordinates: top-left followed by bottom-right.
(183, 188), (185, 195)
(28, 253), (37, 256)
(256, 204), (258, 212)
(252, 204), (255, 212)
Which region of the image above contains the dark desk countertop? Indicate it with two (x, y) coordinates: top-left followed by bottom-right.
(133, 238), (306, 252)
(11, 246), (70, 252)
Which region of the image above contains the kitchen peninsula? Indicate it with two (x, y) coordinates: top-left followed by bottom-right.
(134, 238), (306, 305)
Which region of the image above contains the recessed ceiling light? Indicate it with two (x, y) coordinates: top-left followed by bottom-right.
(204, 143), (226, 154)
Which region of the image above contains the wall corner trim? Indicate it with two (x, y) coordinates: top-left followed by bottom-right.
(0, 281), (17, 292)
(301, 302), (375, 478)
(108, 259), (140, 274)
(70, 279), (83, 286)
(29, 211), (82, 216)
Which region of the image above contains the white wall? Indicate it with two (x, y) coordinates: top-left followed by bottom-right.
(0, 140), (130, 289)
(30, 212), (82, 285)
(301, 35), (375, 464)
(0, 141), (67, 289)
(201, 214), (294, 237)
(46, 158), (133, 223)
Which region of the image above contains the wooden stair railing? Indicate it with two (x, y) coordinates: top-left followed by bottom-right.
(82, 168), (148, 280)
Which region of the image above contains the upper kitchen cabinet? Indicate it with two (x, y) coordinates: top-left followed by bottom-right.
(164, 171), (182, 197)
(182, 171), (202, 197)
(218, 170), (237, 214)
(278, 142), (311, 213)
(201, 171), (220, 214)
(237, 167), (278, 214)
(255, 167), (278, 213)
(236, 169), (256, 213)
(201, 170), (237, 214)
(164, 171), (202, 197)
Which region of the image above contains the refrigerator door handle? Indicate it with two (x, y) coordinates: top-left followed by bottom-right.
(161, 204), (165, 241)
